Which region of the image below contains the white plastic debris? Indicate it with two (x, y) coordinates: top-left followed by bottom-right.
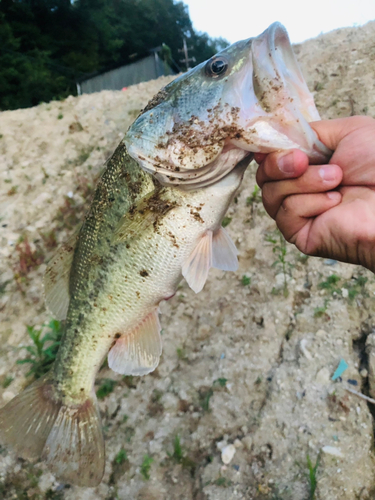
(300, 339), (313, 360)
(221, 444), (236, 464)
(322, 446), (344, 458)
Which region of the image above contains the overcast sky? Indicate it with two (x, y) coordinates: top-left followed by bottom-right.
(183, 0), (375, 44)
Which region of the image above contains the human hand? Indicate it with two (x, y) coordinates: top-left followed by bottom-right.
(255, 116), (375, 272)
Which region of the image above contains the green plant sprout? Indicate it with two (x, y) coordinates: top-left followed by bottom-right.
(266, 230), (292, 297)
(17, 320), (62, 379)
(140, 455), (153, 480)
(246, 184), (261, 206)
(306, 454), (320, 500)
(96, 378), (117, 400)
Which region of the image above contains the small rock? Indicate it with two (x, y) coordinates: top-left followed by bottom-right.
(322, 446), (344, 458)
(315, 329), (327, 338)
(2, 391), (15, 402)
(197, 324), (211, 340)
(316, 367), (330, 385)
(341, 288), (349, 298)
(242, 436), (253, 451)
(221, 444), (236, 465)
(300, 339), (312, 360)
(234, 439), (243, 448)
(360, 368), (368, 378)
(216, 440), (227, 451)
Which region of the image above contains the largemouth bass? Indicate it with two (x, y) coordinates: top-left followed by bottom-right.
(0, 23), (330, 487)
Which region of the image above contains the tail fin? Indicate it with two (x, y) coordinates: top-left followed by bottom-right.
(0, 373), (105, 487)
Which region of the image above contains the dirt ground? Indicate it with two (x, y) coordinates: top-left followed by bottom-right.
(1, 21), (375, 500)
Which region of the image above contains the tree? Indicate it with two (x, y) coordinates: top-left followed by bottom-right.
(0, 0), (228, 110)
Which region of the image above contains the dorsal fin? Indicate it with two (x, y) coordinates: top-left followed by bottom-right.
(43, 230), (79, 320)
(108, 308), (162, 376)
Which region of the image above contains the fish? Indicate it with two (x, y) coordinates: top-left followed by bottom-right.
(0, 23), (330, 487)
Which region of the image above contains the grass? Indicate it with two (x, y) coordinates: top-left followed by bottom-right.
(246, 185), (261, 206)
(167, 435), (196, 471)
(114, 449), (127, 465)
(222, 216), (232, 228)
(17, 320), (62, 379)
(96, 378), (117, 399)
(2, 375), (13, 388)
(318, 274), (368, 302)
(0, 280), (10, 296)
(241, 275), (251, 286)
(199, 378), (228, 412)
(314, 299), (330, 318)
(140, 455), (153, 480)
(318, 274), (341, 294)
(214, 477), (233, 487)
(306, 454), (320, 499)
(266, 230), (292, 297)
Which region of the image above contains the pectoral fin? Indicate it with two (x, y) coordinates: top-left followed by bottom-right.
(108, 308), (162, 376)
(212, 227), (239, 271)
(44, 231), (79, 320)
(182, 230), (213, 294)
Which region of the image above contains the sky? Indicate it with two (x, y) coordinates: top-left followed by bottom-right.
(183, 0), (375, 44)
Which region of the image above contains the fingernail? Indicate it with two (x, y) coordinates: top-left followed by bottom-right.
(277, 153), (295, 174)
(319, 166), (336, 181)
(327, 191), (341, 201)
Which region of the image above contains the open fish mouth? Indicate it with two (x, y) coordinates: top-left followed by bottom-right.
(125, 22), (331, 190)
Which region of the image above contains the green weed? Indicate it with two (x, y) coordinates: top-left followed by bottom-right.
(266, 230), (292, 297)
(246, 185), (261, 206)
(114, 449), (127, 465)
(167, 435), (196, 471)
(140, 455), (153, 480)
(177, 347), (187, 360)
(57, 113), (63, 119)
(213, 378), (227, 388)
(0, 280), (10, 296)
(306, 454), (320, 499)
(343, 275), (368, 300)
(17, 320), (62, 379)
(241, 275), (251, 286)
(222, 217), (232, 228)
(76, 146), (93, 165)
(314, 299), (330, 318)
(2, 375), (13, 388)
(214, 477), (233, 487)
(168, 435), (183, 462)
(96, 378), (117, 399)
(318, 274), (341, 295)
(199, 378), (227, 412)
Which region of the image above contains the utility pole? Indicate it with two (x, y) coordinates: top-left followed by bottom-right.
(178, 38), (196, 71)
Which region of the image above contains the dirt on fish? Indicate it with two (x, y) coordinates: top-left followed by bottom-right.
(1, 21), (375, 500)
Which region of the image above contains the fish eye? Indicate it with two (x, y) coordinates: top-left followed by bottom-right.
(205, 57), (229, 78)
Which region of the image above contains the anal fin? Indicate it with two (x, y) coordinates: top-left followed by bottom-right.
(182, 230), (213, 294)
(108, 308), (162, 376)
(212, 227), (239, 271)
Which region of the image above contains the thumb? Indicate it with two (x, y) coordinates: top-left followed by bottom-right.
(310, 116), (374, 151)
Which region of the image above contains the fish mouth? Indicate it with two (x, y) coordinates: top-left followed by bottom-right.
(243, 22), (331, 164)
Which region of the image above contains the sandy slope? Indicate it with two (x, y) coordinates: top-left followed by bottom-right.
(1, 21), (375, 500)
